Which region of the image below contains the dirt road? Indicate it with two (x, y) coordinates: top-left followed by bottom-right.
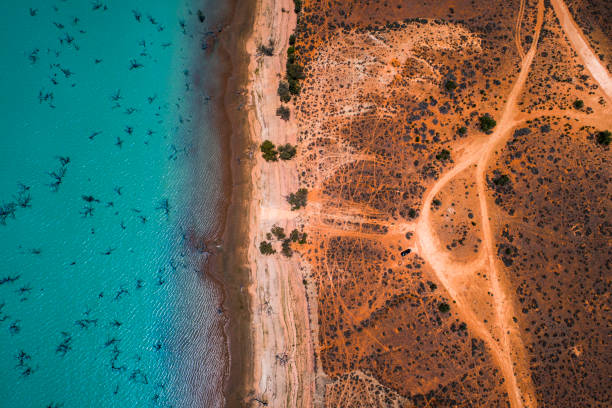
(550, 0), (612, 102)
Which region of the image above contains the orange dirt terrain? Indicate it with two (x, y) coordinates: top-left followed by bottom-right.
(283, 0), (610, 406)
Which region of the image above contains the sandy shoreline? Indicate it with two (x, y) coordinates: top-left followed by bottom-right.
(240, 0), (319, 406)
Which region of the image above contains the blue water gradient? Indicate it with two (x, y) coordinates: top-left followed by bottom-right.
(0, 1), (230, 406)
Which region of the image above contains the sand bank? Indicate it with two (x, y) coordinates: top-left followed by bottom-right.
(240, 0), (320, 406)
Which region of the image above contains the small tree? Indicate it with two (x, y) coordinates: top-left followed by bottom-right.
(573, 99), (584, 109)
(596, 130), (611, 146)
(289, 34), (296, 46)
(457, 126), (467, 135)
(281, 239), (293, 257)
(289, 229), (307, 243)
(435, 149), (451, 161)
(259, 241), (275, 255)
(271, 225), (286, 240)
(493, 174), (510, 186)
(290, 229), (300, 242)
(287, 188), (308, 210)
(278, 81), (291, 103)
(438, 302), (450, 313)
(260, 140), (278, 161)
(276, 106), (290, 121)
(293, 0), (302, 13)
(479, 114), (496, 132)
(288, 78), (301, 95)
(444, 80), (457, 91)
(278, 143), (297, 160)
(286, 63), (305, 81)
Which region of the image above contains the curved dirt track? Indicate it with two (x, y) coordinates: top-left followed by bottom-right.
(550, 0), (612, 102)
(416, 2), (545, 407)
(413, 0), (612, 407)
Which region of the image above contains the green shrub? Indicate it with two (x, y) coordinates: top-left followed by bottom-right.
(293, 0), (302, 13)
(281, 239), (293, 257)
(260, 140), (278, 161)
(290, 229), (307, 244)
(286, 62), (305, 81)
(444, 80), (457, 91)
(287, 46), (295, 56)
(278, 143), (297, 160)
(435, 149), (451, 161)
(278, 80), (291, 102)
(457, 126), (467, 135)
(259, 241), (275, 255)
(573, 99), (584, 109)
(493, 174), (510, 186)
(432, 198), (442, 207)
(438, 302), (450, 313)
(271, 225), (286, 240)
(289, 34), (296, 46)
(276, 106), (290, 121)
(596, 130), (611, 146)
(288, 78), (301, 95)
(479, 114), (496, 132)
(287, 188), (308, 210)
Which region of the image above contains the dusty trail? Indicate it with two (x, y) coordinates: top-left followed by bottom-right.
(414, 1), (545, 407)
(550, 0), (612, 102)
(515, 0), (527, 59)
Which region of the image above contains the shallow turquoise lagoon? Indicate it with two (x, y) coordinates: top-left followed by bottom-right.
(0, 1), (230, 407)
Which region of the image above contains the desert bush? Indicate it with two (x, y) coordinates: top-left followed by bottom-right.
(493, 174), (510, 186)
(276, 106), (290, 121)
(458, 126), (467, 135)
(260, 140), (278, 161)
(290, 229), (307, 244)
(287, 188), (308, 210)
(479, 114), (496, 132)
(289, 34), (296, 46)
(278, 143), (297, 160)
(293, 0), (302, 13)
(271, 225), (286, 240)
(278, 81), (291, 103)
(435, 149), (451, 161)
(281, 239), (293, 257)
(288, 78), (301, 95)
(286, 62), (305, 81)
(573, 99), (584, 109)
(259, 241), (275, 255)
(257, 40), (274, 56)
(596, 130), (611, 146)
(444, 80), (457, 91)
(438, 302), (450, 313)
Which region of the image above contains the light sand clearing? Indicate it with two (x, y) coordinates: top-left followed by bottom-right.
(244, 0), (318, 406)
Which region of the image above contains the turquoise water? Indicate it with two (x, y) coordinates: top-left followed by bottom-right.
(0, 1), (231, 407)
